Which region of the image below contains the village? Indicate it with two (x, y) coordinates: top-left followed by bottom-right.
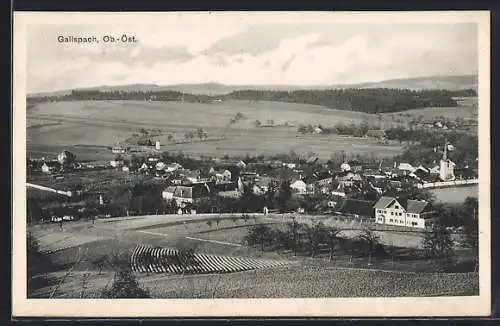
(26, 134), (478, 231)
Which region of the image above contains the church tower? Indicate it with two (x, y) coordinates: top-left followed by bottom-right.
(439, 138), (456, 181)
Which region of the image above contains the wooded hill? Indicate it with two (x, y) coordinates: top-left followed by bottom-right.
(28, 87), (476, 114)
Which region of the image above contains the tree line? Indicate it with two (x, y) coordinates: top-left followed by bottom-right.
(27, 88), (476, 114)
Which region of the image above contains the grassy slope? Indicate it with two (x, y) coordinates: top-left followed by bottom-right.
(27, 100), (407, 160)
(28, 215), (478, 298)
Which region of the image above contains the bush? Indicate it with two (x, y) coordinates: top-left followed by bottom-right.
(101, 270), (151, 298)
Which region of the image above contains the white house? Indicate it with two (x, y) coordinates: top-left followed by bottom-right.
(165, 163), (182, 173)
(290, 180), (307, 194)
(283, 162), (297, 169)
(155, 162), (166, 171)
(110, 160), (124, 168)
(139, 162), (149, 172)
(429, 165), (440, 174)
(313, 127), (323, 134)
(397, 163), (415, 173)
(340, 162), (351, 172)
(41, 162), (51, 174)
(374, 196), (434, 229)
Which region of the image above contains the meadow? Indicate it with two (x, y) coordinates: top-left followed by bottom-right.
(430, 185), (479, 204)
(28, 213), (478, 299)
(27, 100), (408, 161)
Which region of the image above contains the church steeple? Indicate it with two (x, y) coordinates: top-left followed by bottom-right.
(442, 137), (448, 161)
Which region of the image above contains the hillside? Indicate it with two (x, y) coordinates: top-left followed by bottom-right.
(28, 74), (477, 97)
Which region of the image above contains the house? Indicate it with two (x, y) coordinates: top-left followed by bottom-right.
(429, 165), (440, 174)
(110, 160), (124, 168)
(340, 162), (351, 172)
(335, 171), (362, 187)
(313, 127), (323, 134)
(306, 156), (319, 165)
(41, 162), (52, 174)
(181, 169), (201, 184)
(242, 171), (259, 182)
(283, 162), (297, 169)
(165, 163), (182, 173)
(411, 168), (430, 181)
(397, 163), (415, 173)
(211, 168), (232, 183)
(454, 167), (478, 180)
(338, 199), (376, 219)
(347, 160), (363, 172)
(236, 160), (247, 169)
(139, 162), (149, 172)
(112, 145), (127, 154)
(162, 182), (213, 205)
(290, 180), (307, 194)
(365, 129), (387, 139)
(374, 196), (435, 229)
(155, 162), (166, 171)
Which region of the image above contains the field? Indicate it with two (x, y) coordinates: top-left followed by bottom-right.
(27, 100), (407, 161)
(28, 214), (479, 298)
(430, 185), (479, 204)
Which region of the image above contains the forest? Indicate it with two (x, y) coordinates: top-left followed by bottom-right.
(27, 87), (476, 114)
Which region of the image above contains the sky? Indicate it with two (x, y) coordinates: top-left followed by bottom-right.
(25, 17), (478, 93)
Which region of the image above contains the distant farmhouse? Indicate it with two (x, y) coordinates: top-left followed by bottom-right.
(365, 129), (387, 139)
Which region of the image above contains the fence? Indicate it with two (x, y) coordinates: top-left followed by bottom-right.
(417, 179), (478, 189)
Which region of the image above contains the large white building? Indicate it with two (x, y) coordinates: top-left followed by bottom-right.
(374, 196), (435, 229)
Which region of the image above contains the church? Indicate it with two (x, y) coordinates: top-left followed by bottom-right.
(439, 139), (456, 181)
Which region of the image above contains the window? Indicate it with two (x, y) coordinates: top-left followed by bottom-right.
(395, 205), (399, 209)
(391, 212), (394, 215)
(412, 222), (417, 226)
(398, 212), (402, 216)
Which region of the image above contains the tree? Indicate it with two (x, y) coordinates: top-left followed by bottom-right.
(422, 219), (454, 261)
(277, 180), (292, 213)
(255, 120), (262, 127)
(101, 251), (151, 298)
(244, 224), (271, 252)
(196, 128), (206, 140)
(461, 197), (479, 267)
(167, 134), (174, 142)
(27, 233), (55, 295)
(325, 227), (342, 261)
(240, 213), (249, 224)
(101, 269), (151, 298)
(303, 222), (327, 257)
(286, 216), (300, 256)
(298, 124), (308, 134)
(184, 132), (194, 142)
(91, 255), (108, 275)
(358, 228), (381, 265)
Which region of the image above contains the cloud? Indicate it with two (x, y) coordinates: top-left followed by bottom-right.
(26, 22), (478, 93)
